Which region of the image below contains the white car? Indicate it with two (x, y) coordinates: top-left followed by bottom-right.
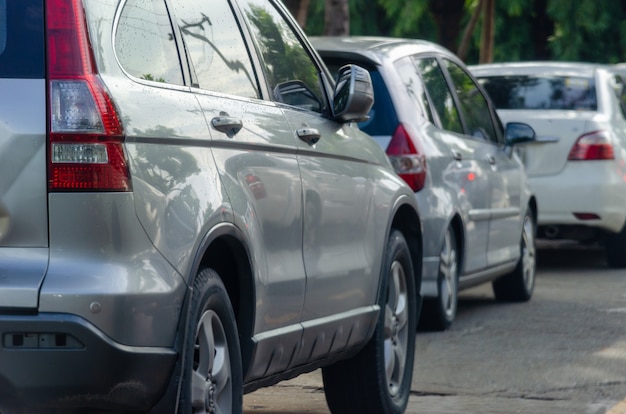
(471, 62), (626, 267)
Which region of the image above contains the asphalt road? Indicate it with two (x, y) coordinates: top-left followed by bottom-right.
(244, 241), (626, 413)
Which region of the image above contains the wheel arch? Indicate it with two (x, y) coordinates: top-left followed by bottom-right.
(390, 198), (423, 299)
(449, 213), (465, 274)
(528, 196), (538, 228)
(186, 223), (256, 379)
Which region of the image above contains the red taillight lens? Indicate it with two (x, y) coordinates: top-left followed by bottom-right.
(567, 130), (614, 161)
(46, 0), (130, 192)
(386, 124), (427, 192)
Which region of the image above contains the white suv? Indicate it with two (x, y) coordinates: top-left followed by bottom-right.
(472, 62), (626, 267)
(0, 1), (422, 413)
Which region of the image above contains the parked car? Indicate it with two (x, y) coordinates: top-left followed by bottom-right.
(311, 36), (538, 331)
(0, 2), (423, 413)
(471, 62), (626, 268)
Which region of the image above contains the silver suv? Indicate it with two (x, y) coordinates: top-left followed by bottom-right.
(0, 0), (422, 413)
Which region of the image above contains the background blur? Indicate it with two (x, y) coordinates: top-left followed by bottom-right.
(284, 0), (626, 64)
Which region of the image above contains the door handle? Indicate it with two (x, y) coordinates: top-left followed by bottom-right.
(486, 155), (496, 165)
(297, 127), (321, 145)
(452, 150), (463, 161)
(211, 116), (243, 137)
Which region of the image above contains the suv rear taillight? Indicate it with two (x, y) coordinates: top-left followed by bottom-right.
(386, 124), (426, 192)
(567, 130), (614, 161)
(46, 0), (131, 191)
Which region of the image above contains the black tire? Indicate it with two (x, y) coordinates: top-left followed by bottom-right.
(177, 268), (243, 414)
(322, 229), (417, 414)
(419, 226), (458, 331)
(605, 222), (626, 268)
(493, 209), (536, 302)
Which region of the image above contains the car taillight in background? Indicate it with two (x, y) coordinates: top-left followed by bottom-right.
(46, 0), (131, 192)
(386, 124), (427, 192)
(567, 130), (615, 161)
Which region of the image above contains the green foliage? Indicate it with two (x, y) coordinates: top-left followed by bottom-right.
(303, 0), (626, 64)
(547, 0), (625, 63)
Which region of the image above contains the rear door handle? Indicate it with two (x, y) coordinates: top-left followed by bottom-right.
(297, 128), (321, 145)
(211, 116), (243, 137)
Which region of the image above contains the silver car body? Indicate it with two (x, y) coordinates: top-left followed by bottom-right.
(0, 2), (421, 412)
(311, 37), (536, 301)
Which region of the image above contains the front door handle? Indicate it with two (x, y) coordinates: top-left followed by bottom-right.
(297, 128), (321, 145)
(211, 116), (243, 137)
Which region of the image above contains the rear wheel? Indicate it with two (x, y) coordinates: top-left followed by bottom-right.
(322, 230), (417, 414)
(419, 226), (458, 331)
(493, 209), (536, 302)
(605, 221), (626, 268)
(177, 268), (243, 414)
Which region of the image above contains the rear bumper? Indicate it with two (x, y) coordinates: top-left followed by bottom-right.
(531, 162), (626, 233)
(0, 313), (176, 412)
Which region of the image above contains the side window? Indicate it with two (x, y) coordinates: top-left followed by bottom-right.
(414, 57), (463, 134)
(115, 0), (184, 86)
(169, 0), (259, 98)
(238, 0), (325, 113)
(444, 59), (498, 143)
(394, 57), (434, 124)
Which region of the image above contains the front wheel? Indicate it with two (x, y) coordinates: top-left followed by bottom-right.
(322, 229), (417, 414)
(493, 209), (536, 302)
(177, 268), (243, 414)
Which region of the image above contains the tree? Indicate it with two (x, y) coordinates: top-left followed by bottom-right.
(283, 0), (310, 28)
(324, 0), (349, 35)
(428, 0), (465, 52)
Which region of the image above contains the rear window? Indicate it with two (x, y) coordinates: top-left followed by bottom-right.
(478, 75), (597, 111)
(0, 0), (44, 78)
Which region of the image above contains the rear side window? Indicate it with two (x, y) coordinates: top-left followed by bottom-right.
(0, 0), (44, 78)
(444, 59), (497, 143)
(169, 0), (259, 98)
(115, 0), (184, 86)
(415, 57), (463, 134)
(478, 75), (597, 111)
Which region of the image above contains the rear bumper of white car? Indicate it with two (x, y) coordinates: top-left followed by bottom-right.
(531, 161), (626, 235)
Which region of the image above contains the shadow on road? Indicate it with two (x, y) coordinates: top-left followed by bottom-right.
(535, 239), (607, 270)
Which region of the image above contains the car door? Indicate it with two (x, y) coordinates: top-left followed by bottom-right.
(168, 0), (307, 380)
(443, 59), (524, 268)
(414, 55), (491, 274)
(236, 0), (380, 364)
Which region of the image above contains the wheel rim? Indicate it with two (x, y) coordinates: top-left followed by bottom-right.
(191, 310), (232, 414)
(521, 214), (536, 292)
(384, 259), (409, 397)
(439, 228), (458, 319)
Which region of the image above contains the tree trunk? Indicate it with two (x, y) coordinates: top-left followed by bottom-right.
(532, 0), (553, 60)
(479, 0), (495, 63)
(428, 0), (465, 52)
(458, 0), (484, 61)
(324, 0), (349, 36)
(283, 0), (311, 29)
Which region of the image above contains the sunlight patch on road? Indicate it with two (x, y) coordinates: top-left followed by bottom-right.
(607, 398), (626, 414)
(594, 339), (626, 359)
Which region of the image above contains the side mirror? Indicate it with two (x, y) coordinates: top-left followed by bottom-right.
(505, 122), (536, 145)
(332, 64), (374, 123)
